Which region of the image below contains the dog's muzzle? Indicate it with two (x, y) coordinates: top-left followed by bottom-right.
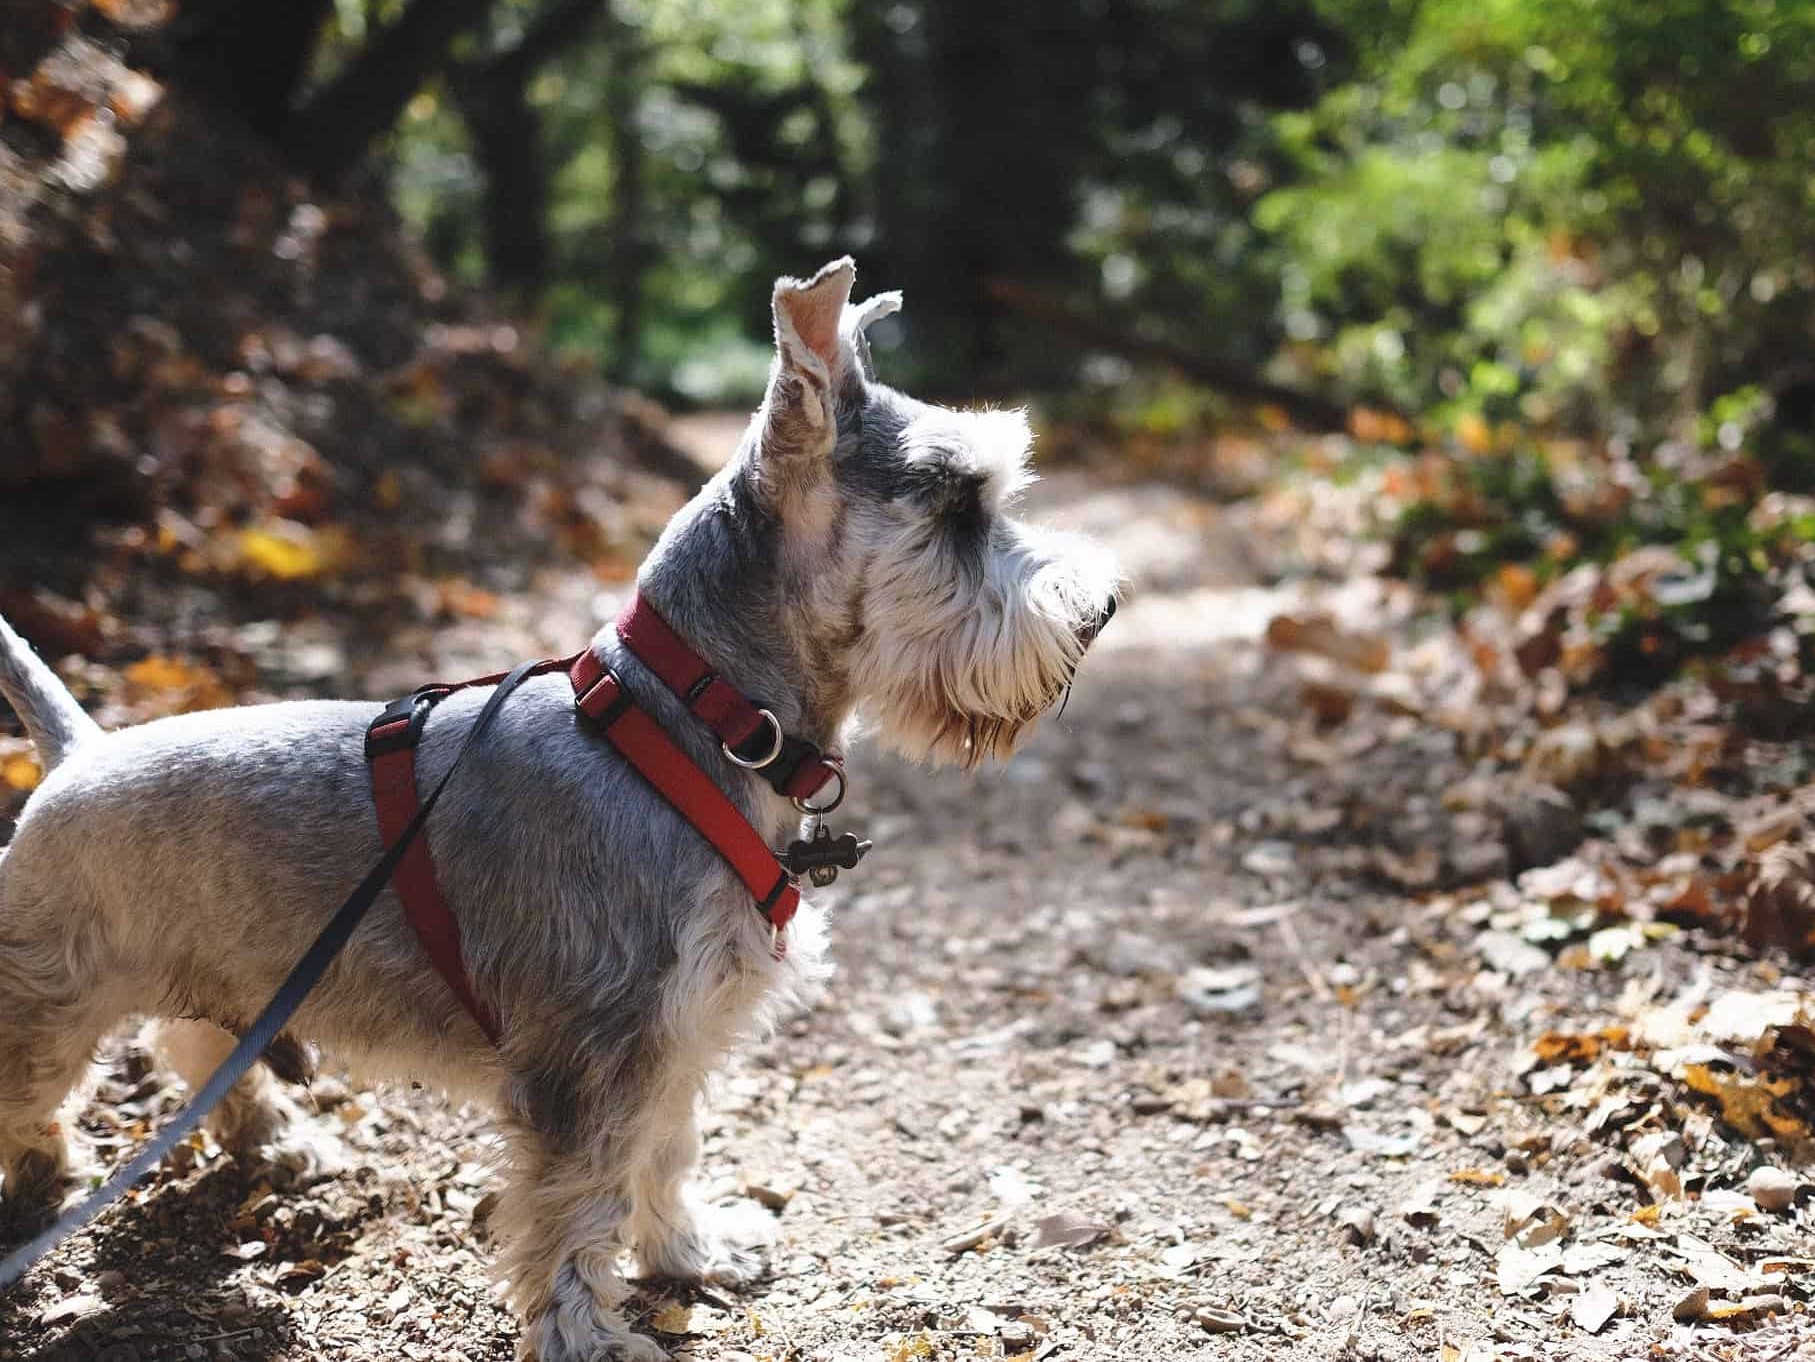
(1077, 597), (1116, 647)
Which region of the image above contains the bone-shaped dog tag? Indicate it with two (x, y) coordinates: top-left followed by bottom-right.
(782, 824), (872, 886)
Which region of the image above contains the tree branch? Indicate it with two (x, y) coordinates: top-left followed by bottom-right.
(284, 0), (498, 183)
(498, 0), (611, 77)
(984, 277), (1402, 437)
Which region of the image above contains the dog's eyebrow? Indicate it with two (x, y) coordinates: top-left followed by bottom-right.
(900, 408), (1034, 506)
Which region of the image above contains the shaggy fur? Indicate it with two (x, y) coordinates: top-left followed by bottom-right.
(0, 258), (1118, 1361)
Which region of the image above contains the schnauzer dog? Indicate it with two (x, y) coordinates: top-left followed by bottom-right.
(0, 258), (1118, 1359)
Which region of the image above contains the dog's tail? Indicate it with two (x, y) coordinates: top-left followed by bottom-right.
(0, 613), (101, 770)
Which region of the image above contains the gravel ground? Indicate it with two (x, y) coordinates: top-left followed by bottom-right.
(5, 467), (1812, 1362)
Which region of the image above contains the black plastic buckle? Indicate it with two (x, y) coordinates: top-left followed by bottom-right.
(574, 669), (635, 728)
(364, 690), (439, 759)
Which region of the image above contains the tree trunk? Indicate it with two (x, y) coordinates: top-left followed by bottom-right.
(444, 0), (611, 302)
(602, 5), (647, 385)
(448, 62), (548, 301)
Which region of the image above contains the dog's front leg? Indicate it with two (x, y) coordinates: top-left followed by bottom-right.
(628, 1082), (768, 1287)
(496, 1045), (672, 1362)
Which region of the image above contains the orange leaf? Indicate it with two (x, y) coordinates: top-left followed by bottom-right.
(124, 656), (232, 712)
(3, 753), (42, 791)
(1494, 563), (1540, 613)
(1448, 1168), (1506, 1187)
(439, 579), (500, 620)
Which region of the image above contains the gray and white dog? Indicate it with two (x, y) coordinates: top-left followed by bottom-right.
(0, 258), (1118, 1360)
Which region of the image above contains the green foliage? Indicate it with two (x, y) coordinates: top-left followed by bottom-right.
(387, 0), (864, 402)
(368, 0), (1815, 459)
(1261, 0), (1815, 436)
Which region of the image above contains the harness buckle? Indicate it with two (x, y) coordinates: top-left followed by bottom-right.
(364, 691), (438, 759)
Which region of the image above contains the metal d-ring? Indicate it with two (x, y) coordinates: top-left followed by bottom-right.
(722, 709), (784, 769)
(791, 764), (846, 816)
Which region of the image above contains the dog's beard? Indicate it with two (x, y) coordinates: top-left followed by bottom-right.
(853, 532), (1109, 768)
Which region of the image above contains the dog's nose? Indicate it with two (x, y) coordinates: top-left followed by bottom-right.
(1077, 597), (1116, 647)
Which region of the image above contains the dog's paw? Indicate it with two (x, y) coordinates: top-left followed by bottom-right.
(518, 1315), (671, 1362)
(638, 1200), (773, 1288)
(0, 1140), (97, 1242)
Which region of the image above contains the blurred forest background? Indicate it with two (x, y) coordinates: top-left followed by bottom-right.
(3, 0), (1815, 729)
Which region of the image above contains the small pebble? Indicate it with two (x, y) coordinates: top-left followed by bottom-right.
(1748, 1165), (1799, 1214)
(1337, 1204), (1376, 1246)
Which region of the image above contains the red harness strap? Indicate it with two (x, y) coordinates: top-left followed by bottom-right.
(365, 600), (817, 1045)
(568, 664), (799, 934)
(364, 657), (577, 1045)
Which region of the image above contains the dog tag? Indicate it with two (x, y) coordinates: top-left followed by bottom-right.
(781, 823), (872, 887)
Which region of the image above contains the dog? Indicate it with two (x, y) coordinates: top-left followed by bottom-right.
(0, 258), (1118, 1360)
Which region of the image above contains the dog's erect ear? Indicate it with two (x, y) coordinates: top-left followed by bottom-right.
(766, 257), (857, 440)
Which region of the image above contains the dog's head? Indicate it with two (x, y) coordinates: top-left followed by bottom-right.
(731, 257), (1120, 766)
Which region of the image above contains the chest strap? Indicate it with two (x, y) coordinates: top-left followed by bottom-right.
(364, 656), (577, 1046)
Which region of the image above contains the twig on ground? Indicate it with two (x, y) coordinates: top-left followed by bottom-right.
(1274, 905), (1333, 1003)
(940, 1214), (1011, 1255)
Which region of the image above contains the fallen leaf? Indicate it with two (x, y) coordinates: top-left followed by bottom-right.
(1532, 1030), (1604, 1065)
(1703, 1294), (1788, 1324)
(649, 1302), (696, 1334)
(37, 1293), (104, 1326)
(1031, 1211), (1108, 1250)
(1670, 1235), (1757, 1292)
(1494, 1188), (1567, 1246)
(124, 655), (233, 712)
(1448, 1168), (1505, 1188)
(1570, 1283), (1618, 1334)
(1700, 990), (1806, 1043)
(1265, 613), (1390, 674)
(1496, 1241), (1564, 1296)
(1682, 1062), (1806, 1142)
(238, 523), (327, 580)
(1561, 1242), (1628, 1274)
(2, 753), (41, 791)
(1342, 1124), (1423, 1157)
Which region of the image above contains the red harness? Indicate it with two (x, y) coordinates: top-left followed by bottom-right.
(363, 594), (845, 1045)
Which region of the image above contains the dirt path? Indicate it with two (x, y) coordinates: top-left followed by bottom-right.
(6, 465), (1811, 1362)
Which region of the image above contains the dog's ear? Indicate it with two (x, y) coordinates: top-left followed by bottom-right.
(764, 258), (858, 446)
(843, 290), (901, 382)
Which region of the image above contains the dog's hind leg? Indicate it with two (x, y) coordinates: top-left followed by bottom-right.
(0, 867), (109, 1238)
(149, 1019), (341, 1189)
